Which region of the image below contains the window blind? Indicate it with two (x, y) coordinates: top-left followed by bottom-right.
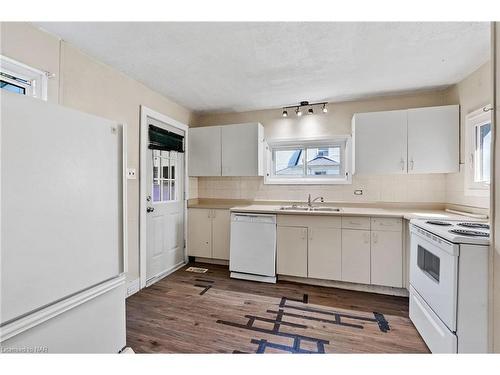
(148, 124), (184, 152)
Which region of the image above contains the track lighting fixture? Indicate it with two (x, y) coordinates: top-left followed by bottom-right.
(281, 100), (329, 118)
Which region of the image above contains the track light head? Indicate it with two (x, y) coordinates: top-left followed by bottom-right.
(308, 107), (314, 115)
(282, 109), (288, 117)
(322, 104), (328, 113)
(296, 107), (302, 117)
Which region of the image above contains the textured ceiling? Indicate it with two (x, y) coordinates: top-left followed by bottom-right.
(35, 22), (490, 113)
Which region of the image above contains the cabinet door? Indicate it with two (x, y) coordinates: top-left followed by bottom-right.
(277, 226), (308, 277)
(212, 209), (230, 260)
(371, 230), (403, 287)
(221, 123), (263, 176)
(188, 126), (221, 176)
(187, 209), (212, 257)
(341, 229), (371, 284)
(353, 110), (407, 174)
(308, 228), (342, 280)
(407, 105), (459, 174)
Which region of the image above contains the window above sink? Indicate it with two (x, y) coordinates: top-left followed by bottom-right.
(264, 136), (352, 185)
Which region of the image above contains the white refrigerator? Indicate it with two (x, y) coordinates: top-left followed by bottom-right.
(0, 92), (127, 353)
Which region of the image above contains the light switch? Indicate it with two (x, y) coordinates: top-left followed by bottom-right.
(354, 189), (363, 195)
(127, 168), (137, 179)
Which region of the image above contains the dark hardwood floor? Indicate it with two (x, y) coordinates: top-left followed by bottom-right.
(126, 263), (429, 353)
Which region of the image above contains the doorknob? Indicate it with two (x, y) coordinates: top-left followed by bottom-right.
(146, 195), (152, 202)
(147, 207), (155, 213)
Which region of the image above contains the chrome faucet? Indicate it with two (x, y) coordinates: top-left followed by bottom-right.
(307, 194), (324, 208)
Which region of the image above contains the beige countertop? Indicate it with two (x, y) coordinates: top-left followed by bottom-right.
(187, 199), (485, 221)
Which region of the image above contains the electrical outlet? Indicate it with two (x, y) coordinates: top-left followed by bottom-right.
(354, 189), (363, 195)
(127, 168), (137, 180)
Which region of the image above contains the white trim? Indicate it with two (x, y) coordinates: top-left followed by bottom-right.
(0, 55), (48, 100)
(264, 135), (352, 185)
(145, 261), (186, 287)
(126, 278), (140, 297)
(121, 123), (128, 274)
(139, 106), (189, 290)
(0, 275), (126, 342)
(464, 106), (491, 197)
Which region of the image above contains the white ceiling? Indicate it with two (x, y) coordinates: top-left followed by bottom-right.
(35, 22), (490, 113)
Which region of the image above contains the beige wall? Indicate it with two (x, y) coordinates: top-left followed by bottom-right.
(192, 90), (452, 205)
(1, 22), (193, 283)
(445, 62), (492, 209)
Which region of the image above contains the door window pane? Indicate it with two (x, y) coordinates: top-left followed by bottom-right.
(306, 147), (341, 176)
(273, 149), (304, 176)
(152, 180), (161, 202)
(162, 180), (170, 201)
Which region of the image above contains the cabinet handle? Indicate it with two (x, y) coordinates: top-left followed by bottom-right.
(400, 158), (405, 171)
(309, 229), (313, 241)
(301, 228), (307, 240)
(363, 232), (370, 243)
(410, 158), (414, 170)
(373, 232), (378, 244)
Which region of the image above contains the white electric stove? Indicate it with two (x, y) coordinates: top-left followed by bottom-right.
(409, 219), (490, 353)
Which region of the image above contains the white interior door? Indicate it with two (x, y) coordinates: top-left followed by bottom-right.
(146, 147), (185, 284)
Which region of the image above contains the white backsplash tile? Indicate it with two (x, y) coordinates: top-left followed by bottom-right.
(196, 173), (448, 204)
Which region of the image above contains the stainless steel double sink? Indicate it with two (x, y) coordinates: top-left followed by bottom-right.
(279, 205), (341, 213)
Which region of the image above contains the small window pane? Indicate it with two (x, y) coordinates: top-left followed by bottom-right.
(171, 181), (176, 201)
(152, 180), (161, 202)
(306, 147), (341, 176)
(1, 80), (26, 95)
(274, 149), (304, 176)
(153, 156), (160, 179)
(477, 123), (491, 183)
(162, 180), (170, 201)
(161, 159), (169, 179)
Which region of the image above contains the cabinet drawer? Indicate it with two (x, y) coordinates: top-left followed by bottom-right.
(371, 217), (402, 232)
(277, 215), (341, 228)
(341, 216), (370, 230)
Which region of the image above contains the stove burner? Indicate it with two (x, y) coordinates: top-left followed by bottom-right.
(449, 229), (489, 237)
(426, 220), (452, 226)
(457, 222), (490, 230)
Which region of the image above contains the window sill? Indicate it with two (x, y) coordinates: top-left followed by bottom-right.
(264, 176), (352, 185)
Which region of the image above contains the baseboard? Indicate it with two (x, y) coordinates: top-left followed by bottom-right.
(278, 275), (409, 297)
(126, 279), (140, 297)
(145, 261), (186, 288)
(194, 257), (229, 266)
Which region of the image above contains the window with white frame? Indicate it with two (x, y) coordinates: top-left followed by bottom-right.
(265, 137), (352, 184)
(0, 55), (48, 100)
(464, 107), (491, 196)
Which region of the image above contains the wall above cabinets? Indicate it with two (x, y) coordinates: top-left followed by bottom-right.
(188, 122), (264, 177)
(352, 105), (459, 175)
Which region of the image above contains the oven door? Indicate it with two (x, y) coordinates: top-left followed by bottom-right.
(409, 225), (459, 332)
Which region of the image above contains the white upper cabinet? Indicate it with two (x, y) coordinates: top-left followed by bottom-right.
(188, 126), (222, 176)
(188, 123), (263, 177)
(221, 123), (264, 176)
(352, 105), (459, 175)
(407, 105), (459, 174)
(353, 109), (408, 174)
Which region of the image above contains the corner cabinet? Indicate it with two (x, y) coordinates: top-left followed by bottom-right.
(352, 105), (459, 175)
(188, 122), (264, 177)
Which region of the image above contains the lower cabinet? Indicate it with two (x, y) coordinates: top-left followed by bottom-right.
(277, 226), (308, 277)
(308, 228), (342, 280)
(371, 230), (403, 287)
(341, 229), (371, 284)
(187, 208), (230, 260)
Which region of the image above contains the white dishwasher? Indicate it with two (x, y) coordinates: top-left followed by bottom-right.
(229, 212), (277, 283)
